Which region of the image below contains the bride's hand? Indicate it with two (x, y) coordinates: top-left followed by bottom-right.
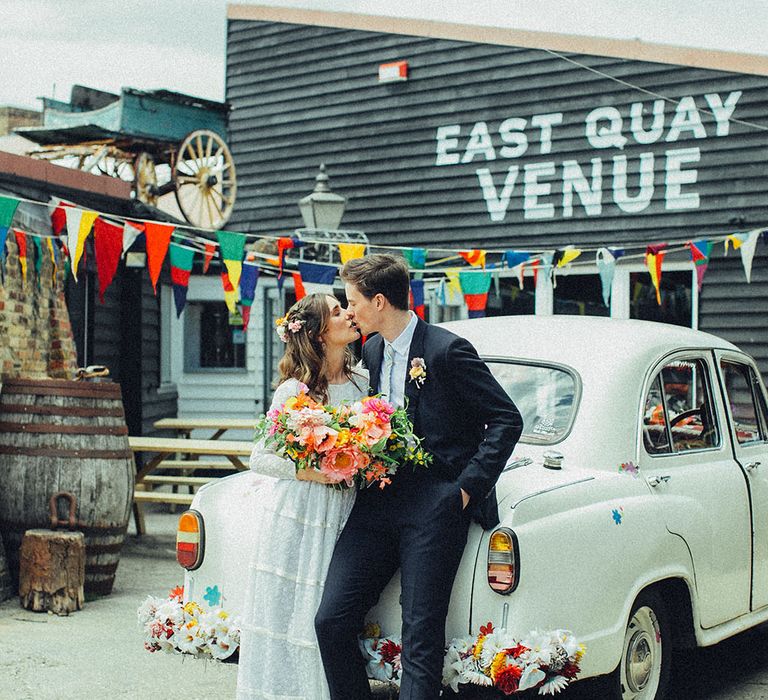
(296, 469), (335, 484)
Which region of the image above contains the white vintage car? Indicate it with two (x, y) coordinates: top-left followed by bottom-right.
(176, 315), (768, 699)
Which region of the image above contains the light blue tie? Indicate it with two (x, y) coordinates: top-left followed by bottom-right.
(382, 344), (395, 399)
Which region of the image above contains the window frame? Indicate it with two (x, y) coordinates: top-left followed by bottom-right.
(719, 358), (768, 446)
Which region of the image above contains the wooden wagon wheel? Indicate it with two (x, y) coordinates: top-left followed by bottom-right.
(134, 151), (158, 206)
(174, 129), (237, 230)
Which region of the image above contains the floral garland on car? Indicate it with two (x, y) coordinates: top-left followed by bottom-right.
(137, 587), (240, 661)
(359, 622), (583, 696)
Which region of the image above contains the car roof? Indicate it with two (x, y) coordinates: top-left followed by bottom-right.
(440, 315), (740, 370)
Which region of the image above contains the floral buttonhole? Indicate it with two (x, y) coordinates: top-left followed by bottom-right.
(408, 357), (427, 387)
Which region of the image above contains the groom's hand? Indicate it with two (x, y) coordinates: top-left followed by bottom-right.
(460, 488), (470, 509)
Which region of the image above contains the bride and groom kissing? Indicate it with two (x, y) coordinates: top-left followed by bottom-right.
(236, 253), (523, 700)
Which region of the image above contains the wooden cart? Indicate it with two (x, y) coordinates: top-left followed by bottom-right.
(17, 85), (237, 229)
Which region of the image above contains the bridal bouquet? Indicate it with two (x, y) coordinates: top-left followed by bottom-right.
(255, 384), (431, 488)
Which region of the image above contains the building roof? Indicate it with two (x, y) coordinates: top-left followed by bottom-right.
(227, 3), (768, 77)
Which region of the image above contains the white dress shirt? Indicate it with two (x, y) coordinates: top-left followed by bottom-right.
(379, 311), (418, 407)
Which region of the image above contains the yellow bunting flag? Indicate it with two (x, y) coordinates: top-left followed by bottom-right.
(65, 207), (98, 281)
(338, 243), (366, 264)
(445, 268), (463, 303)
(46, 238), (56, 287)
(645, 245), (667, 305)
(557, 247), (581, 267)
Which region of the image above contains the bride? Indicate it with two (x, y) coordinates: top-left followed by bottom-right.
(236, 293), (368, 699)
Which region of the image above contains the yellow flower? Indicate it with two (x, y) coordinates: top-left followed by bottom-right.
(363, 622), (381, 638)
(336, 429), (352, 446)
(183, 601), (202, 616)
(473, 635), (486, 659)
(284, 396), (298, 410)
(490, 651), (508, 680)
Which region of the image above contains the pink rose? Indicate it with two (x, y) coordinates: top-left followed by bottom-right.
(362, 397), (395, 422)
(319, 446), (370, 486)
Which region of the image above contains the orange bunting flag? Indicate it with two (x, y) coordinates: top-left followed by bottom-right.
(144, 222), (175, 294)
(65, 207), (99, 282)
(292, 272), (306, 300)
(459, 249), (486, 267)
(645, 244), (667, 305)
(220, 270), (238, 313)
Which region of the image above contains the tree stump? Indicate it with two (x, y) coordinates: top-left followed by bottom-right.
(19, 529), (85, 615)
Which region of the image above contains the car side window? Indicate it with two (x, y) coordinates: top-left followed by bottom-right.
(720, 361), (768, 445)
(643, 358), (719, 455)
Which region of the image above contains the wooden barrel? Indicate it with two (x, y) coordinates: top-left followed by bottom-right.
(0, 378), (134, 597)
(0, 533), (11, 602)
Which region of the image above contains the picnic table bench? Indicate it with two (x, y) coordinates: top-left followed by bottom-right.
(129, 436), (253, 535)
(153, 417), (257, 441)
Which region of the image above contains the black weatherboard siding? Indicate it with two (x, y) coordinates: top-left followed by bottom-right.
(226, 20), (768, 251)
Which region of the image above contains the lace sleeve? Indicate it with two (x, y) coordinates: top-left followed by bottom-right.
(249, 380), (301, 480)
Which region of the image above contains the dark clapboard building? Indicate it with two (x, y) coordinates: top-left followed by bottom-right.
(224, 5), (768, 379)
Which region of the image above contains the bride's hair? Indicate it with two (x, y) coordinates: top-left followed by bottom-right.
(277, 293), (357, 403)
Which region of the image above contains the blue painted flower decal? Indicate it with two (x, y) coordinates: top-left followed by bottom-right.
(612, 507), (624, 525)
(203, 585), (221, 607)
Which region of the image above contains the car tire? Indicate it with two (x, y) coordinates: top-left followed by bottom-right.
(600, 590), (672, 700)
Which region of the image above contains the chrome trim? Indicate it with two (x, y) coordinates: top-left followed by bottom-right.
(510, 477), (594, 508)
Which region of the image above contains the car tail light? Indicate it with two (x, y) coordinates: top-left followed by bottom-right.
(487, 527), (519, 594)
(176, 510), (205, 570)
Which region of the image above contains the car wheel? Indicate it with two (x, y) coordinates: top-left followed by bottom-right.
(604, 590), (672, 700)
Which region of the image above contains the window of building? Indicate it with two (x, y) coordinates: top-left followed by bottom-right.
(183, 301), (246, 371)
(486, 277), (536, 317)
(553, 273), (609, 317)
(630, 269), (692, 328)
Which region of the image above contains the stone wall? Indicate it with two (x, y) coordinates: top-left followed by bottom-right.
(0, 234), (77, 379)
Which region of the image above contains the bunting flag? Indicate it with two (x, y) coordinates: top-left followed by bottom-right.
(436, 278), (447, 305)
(403, 247), (426, 269)
(515, 262), (526, 290)
(65, 207), (99, 281)
(46, 238), (58, 287)
(531, 259), (540, 286)
(221, 270), (238, 313)
(49, 198), (73, 237)
(645, 244), (668, 305)
(169, 243), (195, 317)
(556, 246), (582, 267)
(536, 253), (554, 287)
(298, 261), (337, 295)
(93, 218), (123, 302)
(409, 278), (425, 319)
(445, 268), (463, 304)
(122, 220), (144, 257)
(596, 248), (616, 307)
(503, 250), (530, 269)
(217, 231), (246, 293)
(0, 196), (19, 267)
(725, 233), (744, 255)
(31, 236), (43, 287)
(292, 272), (306, 300)
(144, 222), (175, 294)
(459, 271), (492, 317)
(338, 242), (366, 264)
(239, 257), (260, 330)
(687, 240), (713, 291)
(739, 229), (761, 283)
(277, 236), (295, 277)
(14, 229), (27, 282)
(203, 242), (216, 273)
(459, 249), (486, 267)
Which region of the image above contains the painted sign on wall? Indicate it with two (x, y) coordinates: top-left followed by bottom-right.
(434, 92), (742, 222)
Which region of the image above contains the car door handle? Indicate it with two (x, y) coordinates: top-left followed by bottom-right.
(647, 475), (671, 487)
(745, 461), (761, 471)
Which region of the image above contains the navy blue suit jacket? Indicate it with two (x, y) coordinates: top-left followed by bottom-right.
(362, 318), (523, 528)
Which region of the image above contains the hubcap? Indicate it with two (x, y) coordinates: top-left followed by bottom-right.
(621, 605), (661, 699)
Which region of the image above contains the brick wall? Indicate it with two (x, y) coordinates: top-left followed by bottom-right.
(0, 234), (77, 379)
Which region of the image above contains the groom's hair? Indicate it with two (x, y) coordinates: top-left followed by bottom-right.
(341, 254), (410, 311)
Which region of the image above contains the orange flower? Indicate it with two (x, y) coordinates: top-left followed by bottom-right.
(320, 445), (369, 485)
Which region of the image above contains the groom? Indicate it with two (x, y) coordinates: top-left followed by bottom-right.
(315, 254), (523, 699)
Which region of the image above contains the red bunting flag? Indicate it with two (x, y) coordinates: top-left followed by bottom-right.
(459, 249), (486, 267)
(277, 236), (295, 276)
(645, 244), (668, 305)
(203, 242), (216, 273)
(93, 218), (123, 302)
(14, 229), (27, 281)
(144, 222), (175, 294)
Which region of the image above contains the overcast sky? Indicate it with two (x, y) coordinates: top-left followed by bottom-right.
(1, 0), (767, 110)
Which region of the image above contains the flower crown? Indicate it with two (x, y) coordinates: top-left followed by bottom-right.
(275, 314), (306, 342)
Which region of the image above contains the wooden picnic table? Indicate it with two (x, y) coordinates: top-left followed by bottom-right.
(129, 436), (254, 535)
(153, 417), (257, 440)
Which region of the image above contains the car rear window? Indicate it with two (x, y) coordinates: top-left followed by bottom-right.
(486, 361), (578, 444)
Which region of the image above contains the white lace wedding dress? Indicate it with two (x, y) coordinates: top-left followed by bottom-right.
(236, 371), (368, 700)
